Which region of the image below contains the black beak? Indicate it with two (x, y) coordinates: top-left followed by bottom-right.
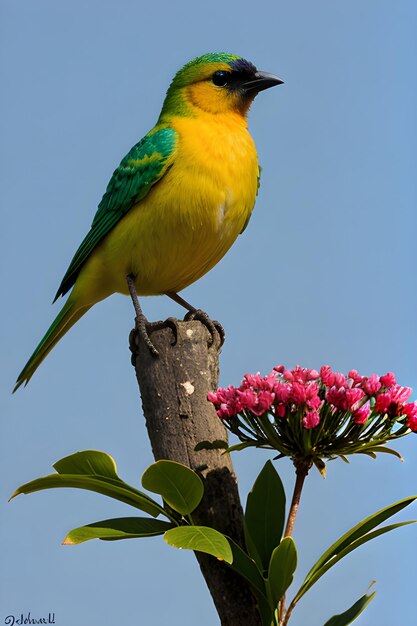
(241, 71), (284, 95)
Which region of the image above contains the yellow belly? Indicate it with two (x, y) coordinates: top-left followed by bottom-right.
(74, 113), (259, 304)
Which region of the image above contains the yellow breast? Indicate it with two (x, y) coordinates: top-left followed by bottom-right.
(78, 112), (259, 302)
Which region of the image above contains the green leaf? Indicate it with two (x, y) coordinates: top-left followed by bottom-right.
(361, 446), (403, 461)
(245, 461), (286, 572)
(323, 592), (376, 626)
(11, 473), (165, 518)
(299, 521), (415, 600)
(313, 457), (327, 477)
(267, 537), (297, 610)
(357, 451), (377, 459)
(225, 538), (272, 625)
(305, 496), (416, 581)
(256, 596), (274, 626)
(296, 496), (417, 601)
(63, 517), (175, 544)
(164, 526), (232, 563)
(227, 538), (268, 599)
(53, 450), (120, 478)
(11, 449), (167, 517)
(141, 460), (204, 515)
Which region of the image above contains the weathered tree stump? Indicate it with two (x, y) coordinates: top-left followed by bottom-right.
(130, 320), (261, 626)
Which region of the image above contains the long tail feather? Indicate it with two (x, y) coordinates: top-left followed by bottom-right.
(14, 299), (91, 392)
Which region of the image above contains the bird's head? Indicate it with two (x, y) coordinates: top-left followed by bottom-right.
(159, 52), (283, 120)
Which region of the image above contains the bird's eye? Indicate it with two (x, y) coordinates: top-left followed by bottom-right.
(212, 71), (229, 87)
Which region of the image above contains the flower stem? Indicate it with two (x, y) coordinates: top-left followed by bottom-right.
(284, 460), (310, 538)
(279, 459), (311, 625)
(281, 596), (298, 626)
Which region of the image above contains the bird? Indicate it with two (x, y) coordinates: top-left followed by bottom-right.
(14, 52), (283, 391)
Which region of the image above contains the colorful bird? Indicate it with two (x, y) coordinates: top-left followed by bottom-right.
(14, 52), (283, 390)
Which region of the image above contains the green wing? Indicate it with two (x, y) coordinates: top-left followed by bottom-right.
(54, 126), (177, 301)
(257, 164), (262, 196)
(240, 164), (261, 235)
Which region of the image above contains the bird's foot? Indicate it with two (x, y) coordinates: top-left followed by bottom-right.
(129, 317), (180, 365)
(159, 317), (181, 346)
(131, 315), (160, 360)
(183, 309), (225, 347)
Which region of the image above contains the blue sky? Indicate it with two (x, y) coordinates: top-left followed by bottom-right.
(1, 1), (416, 625)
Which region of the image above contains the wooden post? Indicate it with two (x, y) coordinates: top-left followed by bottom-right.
(130, 320), (261, 626)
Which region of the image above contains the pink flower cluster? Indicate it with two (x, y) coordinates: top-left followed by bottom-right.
(208, 365), (417, 432)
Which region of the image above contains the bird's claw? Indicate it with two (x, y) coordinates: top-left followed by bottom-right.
(183, 309), (225, 347)
(129, 328), (138, 365)
(129, 317), (180, 365)
(129, 317), (160, 363)
(129, 309), (224, 365)
(163, 317), (180, 346)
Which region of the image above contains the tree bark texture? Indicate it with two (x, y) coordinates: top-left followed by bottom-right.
(130, 320), (262, 626)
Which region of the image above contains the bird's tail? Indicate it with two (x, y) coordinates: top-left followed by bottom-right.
(14, 298), (91, 392)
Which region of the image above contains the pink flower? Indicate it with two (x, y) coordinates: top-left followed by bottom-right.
(380, 372), (396, 388)
(285, 365), (319, 383)
(403, 402), (417, 418)
(320, 366), (347, 388)
(362, 374), (382, 396)
(210, 366), (411, 456)
(291, 382), (306, 405)
(274, 382), (291, 403)
(319, 365), (333, 386)
(218, 402), (237, 419)
(219, 398), (239, 419)
(208, 385), (243, 419)
(334, 372), (348, 387)
(242, 372), (275, 391)
(326, 386), (364, 411)
(348, 369), (364, 385)
(236, 387), (275, 416)
(306, 383), (322, 410)
(252, 391), (275, 416)
(374, 386), (413, 418)
(282, 368), (295, 382)
(273, 382), (291, 418)
(320, 365), (332, 385)
(346, 387), (365, 410)
(237, 388), (258, 411)
(303, 410), (320, 429)
(353, 402), (370, 424)
(326, 386), (349, 411)
(241, 373), (260, 388)
(407, 415), (417, 432)
(391, 386), (412, 405)
(275, 404), (287, 418)
(403, 402), (417, 432)
(375, 393), (392, 414)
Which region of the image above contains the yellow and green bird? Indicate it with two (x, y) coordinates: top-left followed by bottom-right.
(15, 52), (282, 390)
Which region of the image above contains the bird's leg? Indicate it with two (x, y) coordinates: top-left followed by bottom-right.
(127, 274), (159, 358)
(165, 291), (225, 347)
(165, 291), (197, 314)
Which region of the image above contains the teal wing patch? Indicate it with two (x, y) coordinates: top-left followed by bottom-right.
(54, 126), (177, 300)
(256, 164), (262, 196)
(240, 164), (261, 235)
